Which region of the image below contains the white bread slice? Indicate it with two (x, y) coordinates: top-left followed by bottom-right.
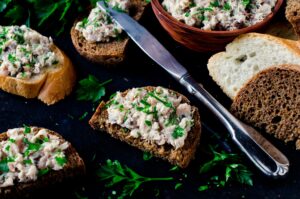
(0, 45), (76, 105)
(207, 33), (300, 100)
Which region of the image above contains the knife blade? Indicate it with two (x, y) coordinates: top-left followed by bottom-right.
(97, 1), (289, 177)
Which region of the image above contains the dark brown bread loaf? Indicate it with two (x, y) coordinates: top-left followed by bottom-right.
(286, 0), (300, 37)
(231, 65), (300, 149)
(70, 0), (148, 65)
(0, 127), (85, 198)
(89, 86), (201, 168)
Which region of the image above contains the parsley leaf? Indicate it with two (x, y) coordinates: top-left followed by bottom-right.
(97, 159), (173, 198)
(172, 126), (184, 139)
(55, 156), (67, 166)
(198, 145), (253, 191)
(76, 75), (112, 102)
(38, 168), (50, 176)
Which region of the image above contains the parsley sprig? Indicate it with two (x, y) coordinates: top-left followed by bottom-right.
(76, 75), (112, 102)
(198, 145), (253, 191)
(0, 0), (98, 36)
(97, 159), (173, 198)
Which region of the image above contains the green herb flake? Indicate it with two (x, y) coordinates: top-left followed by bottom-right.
(55, 156), (67, 166)
(145, 120), (152, 127)
(38, 168), (50, 176)
(8, 138), (15, 143)
(175, 183), (183, 190)
(143, 152), (152, 161)
(79, 112), (88, 121)
(5, 145), (10, 151)
(23, 159), (32, 165)
(198, 185), (209, 191)
(172, 126), (184, 139)
(210, 0), (219, 7)
(23, 125), (31, 134)
(223, 2), (231, 11)
(76, 75), (112, 102)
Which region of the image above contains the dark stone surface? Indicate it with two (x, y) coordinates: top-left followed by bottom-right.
(0, 5), (299, 199)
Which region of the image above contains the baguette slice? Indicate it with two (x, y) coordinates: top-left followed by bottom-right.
(71, 0), (148, 65)
(89, 86), (201, 168)
(231, 65), (300, 149)
(207, 33), (300, 100)
(286, 0), (300, 37)
(0, 127), (85, 198)
(0, 45), (76, 105)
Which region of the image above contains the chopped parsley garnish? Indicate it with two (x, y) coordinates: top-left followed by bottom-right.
(5, 145), (10, 151)
(0, 157), (15, 173)
(223, 2), (231, 11)
(145, 120), (152, 127)
(79, 111), (88, 121)
(8, 138), (15, 143)
(184, 12), (190, 17)
(172, 126), (184, 139)
(8, 54), (16, 63)
(23, 159), (32, 165)
(23, 125), (31, 134)
(76, 75), (112, 102)
(210, 0), (220, 7)
(55, 156), (67, 166)
(148, 92), (175, 110)
(43, 137), (49, 142)
(80, 17), (89, 28)
(23, 138), (41, 156)
(38, 168), (50, 176)
(242, 0), (250, 7)
(165, 111), (178, 127)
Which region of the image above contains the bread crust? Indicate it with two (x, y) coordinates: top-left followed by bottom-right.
(89, 86), (201, 168)
(286, 0), (300, 38)
(231, 65), (300, 149)
(0, 127), (85, 198)
(208, 33), (300, 100)
(70, 0), (148, 65)
(0, 45), (76, 105)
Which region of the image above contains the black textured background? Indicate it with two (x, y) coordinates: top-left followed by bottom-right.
(0, 4), (299, 199)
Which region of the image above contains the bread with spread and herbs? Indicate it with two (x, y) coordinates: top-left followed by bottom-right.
(0, 126), (85, 198)
(89, 86), (201, 168)
(70, 0), (148, 65)
(0, 25), (76, 105)
(231, 65), (300, 149)
(286, 0), (300, 38)
(207, 33), (300, 100)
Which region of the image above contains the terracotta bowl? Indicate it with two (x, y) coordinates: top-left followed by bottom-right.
(151, 0), (284, 52)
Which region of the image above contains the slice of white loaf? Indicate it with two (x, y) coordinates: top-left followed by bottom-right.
(207, 33), (300, 100)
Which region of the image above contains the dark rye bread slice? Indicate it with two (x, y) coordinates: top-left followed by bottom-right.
(89, 86), (201, 168)
(230, 65), (300, 149)
(286, 0), (300, 37)
(0, 127), (85, 199)
(70, 0), (148, 65)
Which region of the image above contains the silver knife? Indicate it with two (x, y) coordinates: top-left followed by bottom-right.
(97, 1), (289, 177)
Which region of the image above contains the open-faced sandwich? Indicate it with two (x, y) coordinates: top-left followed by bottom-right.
(0, 126), (85, 198)
(89, 86), (201, 168)
(0, 25), (76, 105)
(71, 0), (148, 65)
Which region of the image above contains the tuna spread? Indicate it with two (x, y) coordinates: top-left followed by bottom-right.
(0, 127), (69, 188)
(162, 0), (277, 30)
(75, 0), (131, 42)
(106, 87), (195, 149)
(0, 25), (58, 80)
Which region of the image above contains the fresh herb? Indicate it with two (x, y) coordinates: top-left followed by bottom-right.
(198, 146), (253, 191)
(23, 138), (41, 156)
(8, 53), (16, 63)
(97, 159), (173, 198)
(145, 120), (152, 127)
(169, 165), (180, 172)
(76, 75), (112, 102)
(0, 0), (97, 36)
(175, 182), (183, 190)
(0, 157), (14, 173)
(210, 0), (219, 7)
(43, 137), (50, 142)
(5, 145), (10, 151)
(23, 124), (31, 134)
(184, 12), (190, 17)
(79, 112), (88, 121)
(145, 0), (151, 3)
(142, 152), (152, 161)
(198, 7), (214, 12)
(23, 159), (32, 165)
(172, 126), (184, 139)
(8, 138), (15, 143)
(38, 168), (50, 176)
(55, 156), (67, 166)
(242, 0), (250, 7)
(79, 17), (89, 28)
(223, 2), (231, 11)
(148, 92), (174, 110)
(165, 111), (178, 126)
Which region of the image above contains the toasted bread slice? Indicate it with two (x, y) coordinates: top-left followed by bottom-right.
(0, 127), (85, 198)
(207, 33), (300, 100)
(231, 65), (300, 149)
(0, 45), (76, 105)
(89, 86), (201, 168)
(70, 0), (148, 65)
(286, 0), (300, 38)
